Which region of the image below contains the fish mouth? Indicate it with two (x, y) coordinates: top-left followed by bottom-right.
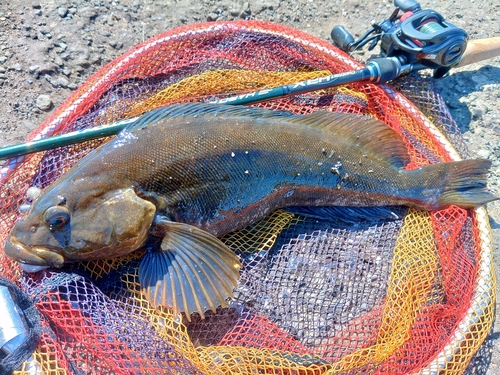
(4, 235), (65, 269)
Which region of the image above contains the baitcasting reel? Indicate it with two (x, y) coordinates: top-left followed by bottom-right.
(331, 0), (468, 77)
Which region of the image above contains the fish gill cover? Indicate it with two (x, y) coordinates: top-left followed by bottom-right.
(0, 21), (495, 374)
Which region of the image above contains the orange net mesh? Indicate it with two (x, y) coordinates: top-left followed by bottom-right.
(0, 21), (495, 374)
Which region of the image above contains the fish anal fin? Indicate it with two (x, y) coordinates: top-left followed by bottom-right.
(138, 220), (241, 321)
(291, 111), (411, 168)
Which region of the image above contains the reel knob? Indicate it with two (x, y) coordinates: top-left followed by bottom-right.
(331, 26), (355, 52)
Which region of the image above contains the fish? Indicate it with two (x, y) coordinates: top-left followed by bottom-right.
(4, 103), (498, 319)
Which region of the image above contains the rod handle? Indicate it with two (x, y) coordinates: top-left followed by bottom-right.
(457, 37), (500, 67)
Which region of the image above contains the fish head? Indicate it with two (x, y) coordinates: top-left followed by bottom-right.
(4, 186), (156, 270)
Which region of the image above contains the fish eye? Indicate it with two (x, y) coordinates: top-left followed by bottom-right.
(44, 206), (70, 231)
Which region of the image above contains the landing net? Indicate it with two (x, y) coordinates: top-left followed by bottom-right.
(0, 21), (495, 375)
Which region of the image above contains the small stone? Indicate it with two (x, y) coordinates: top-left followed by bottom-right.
(57, 76), (69, 88)
(472, 105), (487, 120)
(38, 63), (57, 76)
(28, 65), (39, 74)
(62, 69), (71, 77)
(108, 39), (123, 49)
(207, 12), (218, 21)
(79, 7), (98, 19)
(58, 7), (68, 18)
(67, 82), (78, 90)
(0, 56), (7, 64)
(54, 55), (64, 66)
(251, 0), (280, 14)
(57, 42), (68, 51)
(89, 54), (101, 65)
(242, 2), (250, 12)
(34, 10), (42, 16)
(32, 4), (41, 9)
(35, 94), (52, 111)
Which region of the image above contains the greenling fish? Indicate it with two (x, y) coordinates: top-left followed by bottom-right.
(4, 103), (498, 319)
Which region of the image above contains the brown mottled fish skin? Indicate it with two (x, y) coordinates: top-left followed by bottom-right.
(4, 103), (498, 318)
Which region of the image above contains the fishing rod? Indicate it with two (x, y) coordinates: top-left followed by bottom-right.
(0, 56), (407, 161)
(1, 0), (499, 161)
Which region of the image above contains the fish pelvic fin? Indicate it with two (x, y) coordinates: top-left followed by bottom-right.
(418, 159), (499, 209)
(139, 220), (241, 321)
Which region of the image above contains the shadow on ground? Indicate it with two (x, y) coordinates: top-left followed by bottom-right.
(434, 65), (500, 133)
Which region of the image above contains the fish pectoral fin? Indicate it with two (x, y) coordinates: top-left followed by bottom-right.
(138, 221), (241, 321)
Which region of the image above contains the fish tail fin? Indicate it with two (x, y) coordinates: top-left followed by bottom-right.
(420, 159), (498, 209)
(139, 220), (241, 321)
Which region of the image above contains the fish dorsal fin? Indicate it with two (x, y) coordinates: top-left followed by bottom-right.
(122, 104), (409, 167)
(123, 102), (298, 132)
(290, 111), (410, 168)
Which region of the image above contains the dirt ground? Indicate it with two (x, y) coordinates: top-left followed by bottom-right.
(0, 0), (499, 373)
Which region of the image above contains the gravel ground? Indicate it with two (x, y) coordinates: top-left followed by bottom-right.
(0, 0), (499, 373)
